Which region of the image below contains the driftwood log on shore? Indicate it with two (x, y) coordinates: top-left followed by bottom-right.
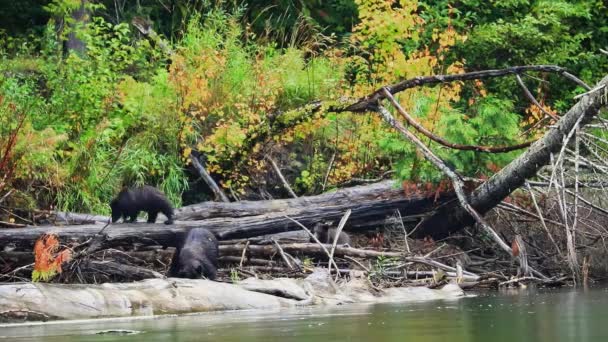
(0, 181), (450, 252)
(0, 271), (465, 323)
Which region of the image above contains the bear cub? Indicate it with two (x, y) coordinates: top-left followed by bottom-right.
(168, 228), (219, 280)
(110, 185), (174, 224)
(311, 221), (351, 246)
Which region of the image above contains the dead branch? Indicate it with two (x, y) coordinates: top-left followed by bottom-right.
(190, 151), (230, 202)
(339, 65), (587, 112)
(219, 243), (401, 259)
(515, 74), (560, 120)
(388, 89), (535, 153)
(272, 239), (295, 270)
(524, 183), (563, 256)
(328, 210), (351, 279)
(265, 155), (298, 198)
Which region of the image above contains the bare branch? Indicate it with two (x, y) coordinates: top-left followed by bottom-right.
(190, 152), (230, 202)
(515, 74), (559, 120)
(265, 155), (298, 198)
(524, 183), (562, 256)
(385, 87), (535, 153)
(339, 65), (582, 112)
(328, 209), (351, 279)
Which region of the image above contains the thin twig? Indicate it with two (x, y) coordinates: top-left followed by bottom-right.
(342, 65), (581, 112)
(0, 262), (34, 280)
(266, 155), (298, 198)
(388, 90), (535, 153)
(0, 189), (13, 204)
(272, 239), (294, 270)
(284, 215), (340, 274)
(239, 240), (250, 269)
(394, 209), (410, 253)
(344, 255), (370, 272)
(562, 72), (592, 90)
(573, 84), (606, 100)
(329, 209), (352, 280)
(403, 257), (478, 277)
(322, 152), (336, 191)
(499, 276), (543, 286)
(96, 219), (112, 235)
(423, 243), (446, 258)
(524, 183), (562, 256)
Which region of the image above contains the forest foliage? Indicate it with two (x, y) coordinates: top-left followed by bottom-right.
(0, 0), (606, 217)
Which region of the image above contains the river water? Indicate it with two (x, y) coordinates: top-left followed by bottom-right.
(2, 287), (608, 341)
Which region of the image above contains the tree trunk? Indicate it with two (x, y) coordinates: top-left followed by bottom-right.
(0, 181), (450, 252)
(173, 180), (432, 220)
(65, 0), (88, 55)
(416, 75), (608, 239)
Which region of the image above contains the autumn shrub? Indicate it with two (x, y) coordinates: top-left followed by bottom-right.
(1, 16), (186, 214)
(0, 87), (65, 213)
(3, 0), (590, 214)
(161, 11), (348, 194)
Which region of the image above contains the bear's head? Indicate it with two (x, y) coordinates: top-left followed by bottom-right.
(109, 199), (121, 223)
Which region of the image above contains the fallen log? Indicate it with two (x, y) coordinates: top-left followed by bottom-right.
(0, 181), (451, 252)
(0, 278), (297, 322)
(33, 211), (110, 225)
(36, 181), (416, 225)
(0, 272), (464, 323)
(219, 256), (280, 266)
(416, 75), (608, 239)
(173, 180), (429, 220)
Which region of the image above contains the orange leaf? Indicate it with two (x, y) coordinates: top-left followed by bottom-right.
(32, 233), (71, 282)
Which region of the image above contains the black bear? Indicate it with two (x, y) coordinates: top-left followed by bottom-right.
(110, 185), (174, 225)
(311, 222), (351, 246)
(168, 228), (219, 280)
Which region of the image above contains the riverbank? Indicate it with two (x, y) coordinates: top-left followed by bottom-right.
(0, 269), (464, 323)
(2, 286), (607, 341)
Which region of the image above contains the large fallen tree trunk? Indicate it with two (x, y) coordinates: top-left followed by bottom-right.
(415, 75), (608, 239)
(0, 181), (451, 252)
(32, 179), (416, 226)
(173, 180), (417, 220)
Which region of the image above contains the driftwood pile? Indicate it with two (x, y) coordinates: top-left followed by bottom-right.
(0, 181), (474, 286)
(0, 179), (563, 289)
(2, 66), (608, 290)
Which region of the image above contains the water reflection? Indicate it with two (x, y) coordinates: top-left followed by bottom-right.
(2, 287), (608, 341)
